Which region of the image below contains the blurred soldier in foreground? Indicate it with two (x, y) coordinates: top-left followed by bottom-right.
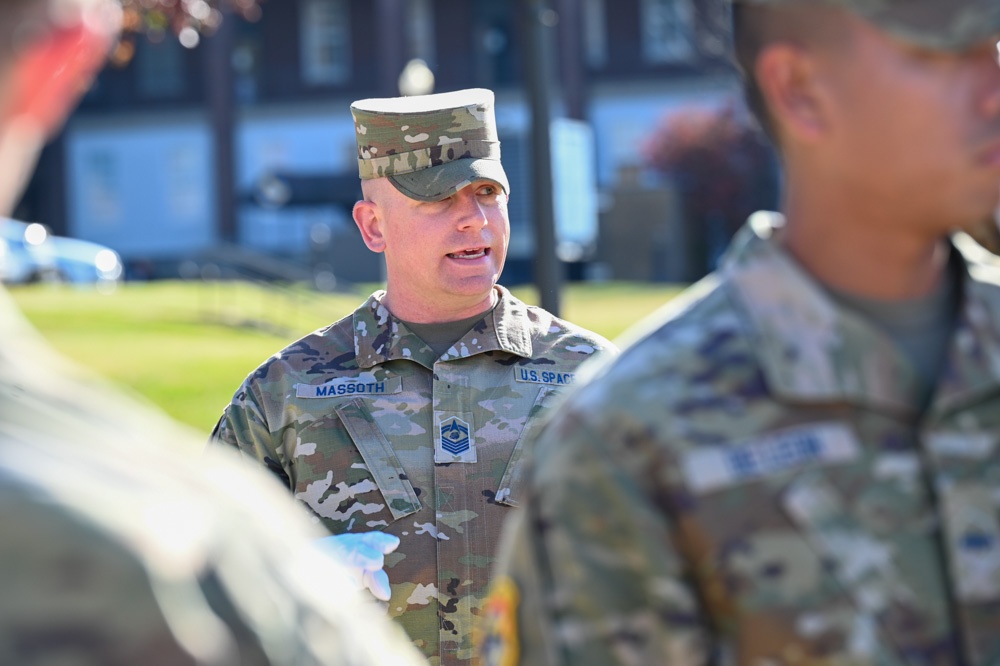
(211, 88), (614, 664)
(480, 1), (1000, 664)
(0, 0), (426, 663)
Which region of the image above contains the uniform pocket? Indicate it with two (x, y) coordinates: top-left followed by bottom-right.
(334, 399), (421, 521)
(495, 386), (560, 507)
(675, 422), (930, 664)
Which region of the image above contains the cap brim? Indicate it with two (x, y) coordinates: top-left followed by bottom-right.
(858, 0), (1000, 51)
(735, 0), (1000, 52)
(388, 158), (510, 202)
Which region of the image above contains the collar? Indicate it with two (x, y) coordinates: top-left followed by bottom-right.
(723, 214), (1000, 416)
(352, 285), (534, 369)
(933, 234), (1000, 415)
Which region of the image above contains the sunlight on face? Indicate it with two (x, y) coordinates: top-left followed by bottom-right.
(378, 179), (511, 322)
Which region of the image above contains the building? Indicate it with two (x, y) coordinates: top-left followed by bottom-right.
(17, 0), (742, 284)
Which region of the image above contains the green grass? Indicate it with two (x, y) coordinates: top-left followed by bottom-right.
(10, 280), (683, 433)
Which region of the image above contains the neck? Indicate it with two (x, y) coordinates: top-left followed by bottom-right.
(780, 181), (950, 300)
(381, 288), (498, 324)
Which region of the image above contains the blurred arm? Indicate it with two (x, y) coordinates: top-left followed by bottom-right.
(482, 414), (711, 666)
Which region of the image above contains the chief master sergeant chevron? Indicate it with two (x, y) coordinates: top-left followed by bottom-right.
(478, 1), (1000, 664)
(211, 88), (614, 665)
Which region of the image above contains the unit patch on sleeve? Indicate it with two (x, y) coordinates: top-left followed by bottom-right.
(478, 576), (521, 666)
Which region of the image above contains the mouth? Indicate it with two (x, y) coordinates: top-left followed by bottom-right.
(447, 247), (489, 260)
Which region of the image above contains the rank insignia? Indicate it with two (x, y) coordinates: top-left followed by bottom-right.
(435, 415), (476, 463)
(441, 416), (471, 454)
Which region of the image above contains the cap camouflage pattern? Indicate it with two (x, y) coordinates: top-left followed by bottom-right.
(351, 87), (510, 202)
(735, 0), (1000, 51)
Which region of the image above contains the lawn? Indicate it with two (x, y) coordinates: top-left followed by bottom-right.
(9, 280), (683, 433)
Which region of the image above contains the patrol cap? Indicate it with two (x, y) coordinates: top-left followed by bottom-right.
(350, 88), (510, 203)
(733, 0), (1000, 51)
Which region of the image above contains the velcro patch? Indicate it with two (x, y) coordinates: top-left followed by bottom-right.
(925, 431), (998, 460)
(940, 483), (1000, 602)
(296, 376), (402, 399)
(682, 422), (861, 494)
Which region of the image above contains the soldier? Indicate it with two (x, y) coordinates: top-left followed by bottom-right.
(211, 88), (615, 665)
(479, 1), (1000, 665)
(0, 0), (427, 663)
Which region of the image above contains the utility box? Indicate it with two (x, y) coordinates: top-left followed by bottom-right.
(600, 180), (689, 283)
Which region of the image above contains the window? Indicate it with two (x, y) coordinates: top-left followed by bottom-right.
(583, 0), (608, 68)
(407, 0), (436, 68)
(640, 0), (695, 64)
(300, 0), (351, 85)
(83, 150), (122, 227)
(136, 38), (186, 99)
(473, 0), (517, 87)
(695, 0), (733, 58)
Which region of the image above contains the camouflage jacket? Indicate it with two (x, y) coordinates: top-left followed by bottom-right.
(212, 286), (614, 665)
(481, 218), (1000, 666)
(0, 288), (427, 666)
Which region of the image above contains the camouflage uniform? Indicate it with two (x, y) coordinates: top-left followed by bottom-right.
(482, 217), (1000, 665)
(213, 286), (613, 665)
(213, 87), (613, 664)
(0, 288), (427, 666)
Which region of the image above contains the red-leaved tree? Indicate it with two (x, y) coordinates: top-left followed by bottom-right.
(113, 0), (263, 64)
(643, 102), (778, 276)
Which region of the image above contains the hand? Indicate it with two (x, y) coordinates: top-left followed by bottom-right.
(316, 531), (400, 602)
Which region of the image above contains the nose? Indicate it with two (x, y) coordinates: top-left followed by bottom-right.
(454, 189), (488, 231)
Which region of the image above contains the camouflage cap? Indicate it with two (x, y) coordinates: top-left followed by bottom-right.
(735, 0), (1000, 51)
(350, 88), (510, 203)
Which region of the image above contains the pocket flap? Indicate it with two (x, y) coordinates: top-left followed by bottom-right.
(496, 386), (559, 507)
(335, 399), (421, 521)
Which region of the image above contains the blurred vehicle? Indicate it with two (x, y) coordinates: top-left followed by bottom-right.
(0, 219), (123, 288)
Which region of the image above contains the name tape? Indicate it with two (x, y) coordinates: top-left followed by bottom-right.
(296, 376), (402, 399)
(514, 368), (575, 386)
(682, 422), (862, 494)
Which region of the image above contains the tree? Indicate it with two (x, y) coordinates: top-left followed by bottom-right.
(112, 0), (264, 63)
(643, 102), (779, 276)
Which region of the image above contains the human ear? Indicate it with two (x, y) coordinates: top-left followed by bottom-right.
(755, 43), (829, 144)
(353, 199), (387, 253)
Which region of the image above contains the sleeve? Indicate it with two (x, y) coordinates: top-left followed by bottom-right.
(209, 380), (292, 490)
(481, 408), (713, 666)
(0, 486), (210, 664)
(0, 461), (429, 666)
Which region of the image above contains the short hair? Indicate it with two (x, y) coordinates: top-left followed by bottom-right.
(732, 3), (779, 145)
(731, 2), (854, 148)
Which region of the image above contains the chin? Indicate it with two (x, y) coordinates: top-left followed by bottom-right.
(449, 276), (499, 298)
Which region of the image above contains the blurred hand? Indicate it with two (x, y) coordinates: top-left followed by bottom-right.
(316, 531), (400, 602)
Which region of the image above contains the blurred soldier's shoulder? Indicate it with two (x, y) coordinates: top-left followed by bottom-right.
(0, 288), (426, 666)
